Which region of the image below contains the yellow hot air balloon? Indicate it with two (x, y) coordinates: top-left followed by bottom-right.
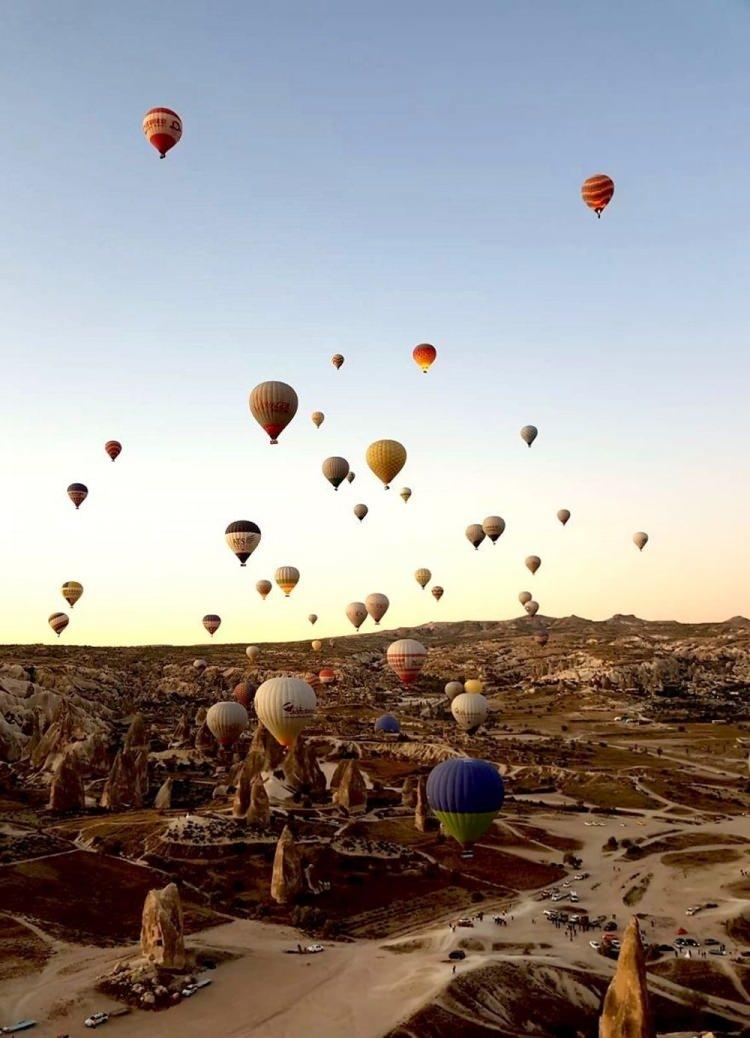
(256, 579), (272, 600)
(525, 555), (541, 575)
(464, 679), (484, 695)
(311, 411), (325, 429)
(346, 601), (368, 630)
(415, 567), (431, 589)
(366, 439), (406, 490)
(61, 581), (83, 608)
(322, 456), (350, 490)
(353, 503), (368, 522)
(275, 566), (300, 597)
(400, 487), (412, 503)
(365, 592), (389, 625)
(255, 677), (317, 747)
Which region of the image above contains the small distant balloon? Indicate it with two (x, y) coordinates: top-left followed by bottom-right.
(105, 440), (122, 462)
(536, 629), (550, 647)
(581, 174), (615, 218)
(347, 471), (356, 484)
(519, 591), (532, 606)
(464, 679), (484, 695)
(431, 585), (444, 602)
(520, 425), (538, 448)
(525, 555), (541, 575)
(400, 487), (412, 503)
(452, 691), (489, 732)
(225, 520), (261, 566)
(353, 503), (368, 522)
(466, 524), (486, 550)
(525, 600), (540, 617)
(444, 680), (463, 701)
(415, 568), (431, 589)
(366, 592), (389, 625)
(246, 645), (260, 662)
(308, 613), (318, 625)
(366, 439), (407, 489)
(374, 714), (400, 734)
(49, 612), (69, 637)
(331, 354), (344, 370)
(412, 343), (437, 373)
(311, 639), (322, 652)
(67, 483), (88, 510)
(482, 516), (505, 544)
(256, 580), (272, 600)
(311, 411), (325, 429)
(142, 107), (182, 158)
(275, 566), (300, 597)
(557, 509), (571, 526)
(346, 601), (368, 630)
(322, 456), (350, 490)
(633, 531), (649, 552)
(319, 667), (336, 686)
(249, 381), (298, 445)
(233, 679), (256, 708)
(193, 658), (208, 671)
(61, 581), (83, 608)
(203, 614), (221, 637)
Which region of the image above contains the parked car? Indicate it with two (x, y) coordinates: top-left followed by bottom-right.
(603, 921), (618, 932)
(84, 1014), (109, 1030)
(306, 944), (324, 954)
(589, 940), (601, 950)
(708, 948), (726, 957)
(703, 938), (720, 946)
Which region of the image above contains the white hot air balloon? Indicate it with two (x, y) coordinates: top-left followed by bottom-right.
(451, 691), (489, 731)
(254, 677), (317, 747)
(246, 645), (260, 662)
(444, 680), (464, 701)
(365, 592), (389, 625)
(346, 601), (368, 630)
(206, 701), (248, 747)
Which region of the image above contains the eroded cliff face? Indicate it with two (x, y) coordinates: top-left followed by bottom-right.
(139, 882), (186, 969)
(599, 917), (655, 1038)
(271, 825), (304, 904)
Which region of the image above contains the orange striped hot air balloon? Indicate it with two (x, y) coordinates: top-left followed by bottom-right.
(256, 580), (272, 600)
(142, 107), (182, 159)
(386, 639), (427, 684)
(275, 566), (300, 597)
(331, 354), (344, 370)
(319, 667), (336, 686)
(48, 612), (69, 637)
(67, 483), (88, 509)
(412, 343), (437, 373)
(105, 440), (122, 462)
(249, 381), (298, 444)
(581, 174), (614, 218)
(202, 614), (221, 636)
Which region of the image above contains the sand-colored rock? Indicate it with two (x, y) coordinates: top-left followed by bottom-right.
(139, 882), (186, 969)
(282, 736), (326, 795)
(48, 750), (85, 813)
(31, 702), (74, 768)
(250, 722), (285, 771)
(332, 759), (367, 812)
(271, 825), (304, 904)
(414, 774), (429, 832)
(247, 773), (270, 827)
(124, 713), (149, 753)
(232, 758), (254, 818)
(153, 776), (173, 811)
(599, 917), (655, 1038)
(194, 720), (215, 754)
(171, 711), (191, 747)
(100, 749), (147, 810)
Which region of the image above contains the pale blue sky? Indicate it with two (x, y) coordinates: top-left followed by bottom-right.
(1, 1), (749, 644)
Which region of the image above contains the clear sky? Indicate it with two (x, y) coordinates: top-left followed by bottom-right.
(1, 1), (749, 646)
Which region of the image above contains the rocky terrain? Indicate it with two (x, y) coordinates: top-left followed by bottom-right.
(0, 615), (748, 1036)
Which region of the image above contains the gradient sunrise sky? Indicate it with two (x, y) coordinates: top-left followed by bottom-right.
(1, 1), (749, 646)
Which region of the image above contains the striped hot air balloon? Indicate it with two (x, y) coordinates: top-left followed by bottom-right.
(104, 440), (122, 462)
(415, 568), (431, 589)
(386, 639), (427, 684)
(225, 520), (261, 566)
(412, 343), (437, 373)
(249, 381), (298, 444)
(202, 614), (221, 636)
(48, 612), (69, 637)
(426, 758), (504, 847)
(581, 174), (615, 218)
(275, 566), (300, 597)
(256, 580), (272, 600)
(465, 524), (485, 550)
(319, 667), (336, 686)
(431, 585), (444, 602)
(451, 692), (489, 732)
(322, 456), (350, 490)
(142, 107), (182, 158)
(366, 439), (406, 489)
(67, 483), (88, 509)
(482, 516), (505, 543)
(206, 701), (248, 747)
(61, 581), (83, 608)
(331, 353), (344, 370)
(444, 680), (463, 702)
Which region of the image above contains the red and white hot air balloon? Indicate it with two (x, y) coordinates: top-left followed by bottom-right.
(249, 381), (298, 445)
(142, 107), (183, 159)
(386, 639), (427, 684)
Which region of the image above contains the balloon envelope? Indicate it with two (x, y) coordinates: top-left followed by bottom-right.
(525, 600), (539, 617)
(365, 593), (389, 625)
(203, 614), (221, 636)
(426, 758), (504, 846)
(206, 701), (248, 747)
(61, 581), (83, 608)
(225, 520), (261, 566)
(311, 411), (324, 428)
(346, 602), (368, 630)
(633, 531), (649, 551)
(415, 568), (431, 589)
(482, 516), (505, 543)
(48, 612), (69, 637)
(233, 680), (256, 708)
(466, 524), (486, 550)
(386, 639), (427, 684)
(319, 667), (336, 686)
(375, 713), (400, 733)
(353, 503), (368, 522)
(105, 440), (122, 462)
(322, 456), (350, 490)
(142, 107), (182, 158)
(412, 343), (437, 373)
(400, 487), (412, 503)
(256, 580), (272, 600)
(275, 566), (300, 597)
(431, 585), (444, 601)
(311, 639), (322, 652)
(67, 483), (88, 509)
(518, 591), (532, 605)
(255, 677), (316, 746)
(525, 555), (541, 575)
(451, 692), (489, 731)
(366, 439), (406, 489)
(308, 614), (318, 625)
(464, 679), (484, 695)
(249, 381), (298, 444)
(246, 645), (260, 661)
(557, 509), (571, 526)
(581, 174), (615, 217)
(444, 680), (464, 701)
(331, 354), (344, 369)
(520, 425), (538, 447)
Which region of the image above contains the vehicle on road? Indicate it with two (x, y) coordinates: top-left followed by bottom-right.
(703, 938), (720, 946)
(1, 1023), (37, 1034)
(708, 948), (726, 956)
(589, 940), (601, 950)
(306, 944), (324, 954)
(84, 1014), (109, 1029)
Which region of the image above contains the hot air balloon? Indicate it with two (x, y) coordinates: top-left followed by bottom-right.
(331, 353), (344, 370)
(431, 585), (444, 602)
(535, 629), (550, 647)
(518, 591), (532, 606)
(206, 701), (248, 747)
(67, 483), (88, 509)
(61, 581), (83, 608)
(193, 658), (208, 671)
(311, 639), (322, 652)
(319, 667), (336, 686)
(233, 680), (256, 708)
(525, 600), (539, 617)
(386, 639), (427, 684)
(525, 555), (541, 575)
(412, 343), (437, 373)
(415, 568), (432, 590)
(254, 677), (316, 747)
(482, 516), (505, 544)
(105, 440), (122, 462)
(48, 612), (69, 637)
(308, 614), (318, 626)
(633, 531), (649, 552)
(464, 679), (484, 695)
(322, 456), (350, 490)
(225, 520), (261, 566)
(444, 680), (463, 702)
(581, 174), (615, 218)
(311, 411), (324, 429)
(346, 602), (368, 630)
(353, 503), (368, 522)
(256, 580), (272, 600)
(202, 614), (221, 636)
(347, 471), (356, 484)
(375, 714), (400, 733)
(249, 381), (298, 445)
(142, 107), (182, 158)
(275, 566), (300, 597)
(520, 425), (538, 448)
(366, 593), (389, 625)
(400, 487), (412, 503)
(451, 692), (489, 732)
(466, 524), (486, 550)
(366, 439), (406, 489)
(246, 645), (260, 662)
(426, 758), (504, 847)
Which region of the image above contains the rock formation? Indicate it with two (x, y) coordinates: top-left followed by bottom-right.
(599, 917), (655, 1038)
(271, 825), (304, 903)
(171, 711), (191, 747)
(247, 773), (270, 828)
(194, 720), (215, 754)
(31, 703), (74, 769)
(232, 758), (253, 818)
(332, 759), (367, 812)
(100, 749), (147, 810)
(140, 882), (186, 969)
(153, 776), (173, 811)
(48, 750), (85, 812)
(414, 774), (430, 832)
(282, 736), (326, 795)
(124, 713), (149, 753)
(250, 722), (285, 771)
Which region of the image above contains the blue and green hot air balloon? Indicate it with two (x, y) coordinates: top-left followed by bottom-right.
(426, 758), (504, 847)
